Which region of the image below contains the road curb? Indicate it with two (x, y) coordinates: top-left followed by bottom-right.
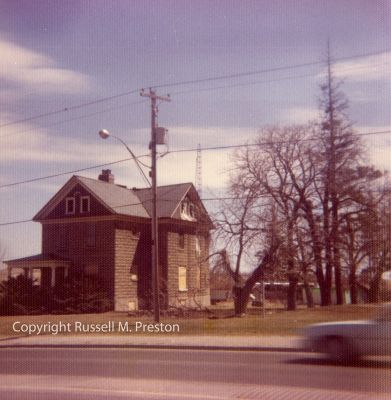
(0, 343), (303, 352)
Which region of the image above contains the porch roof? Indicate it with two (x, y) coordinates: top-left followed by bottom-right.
(5, 253), (71, 268)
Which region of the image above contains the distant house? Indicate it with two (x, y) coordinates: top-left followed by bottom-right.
(5, 170), (213, 311)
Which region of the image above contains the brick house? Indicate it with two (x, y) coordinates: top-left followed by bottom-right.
(5, 170), (213, 311)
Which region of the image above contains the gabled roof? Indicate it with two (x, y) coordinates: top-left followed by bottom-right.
(33, 175), (211, 225)
(77, 176), (149, 218)
(134, 182), (193, 218)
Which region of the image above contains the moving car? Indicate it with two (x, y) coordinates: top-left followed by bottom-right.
(302, 303), (391, 362)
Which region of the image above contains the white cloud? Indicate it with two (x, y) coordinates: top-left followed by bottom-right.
(168, 126), (257, 148)
(0, 122), (239, 192)
(158, 149), (231, 190)
(280, 107), (320, 124)
(0, 37), (92, 94)
(318, 51), (391, 83)
(358, 125), (391, 172)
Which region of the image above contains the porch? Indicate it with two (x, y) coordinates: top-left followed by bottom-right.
(4, 254), (71, 287)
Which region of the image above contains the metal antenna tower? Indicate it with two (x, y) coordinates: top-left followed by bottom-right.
(195, 143), (202, 197)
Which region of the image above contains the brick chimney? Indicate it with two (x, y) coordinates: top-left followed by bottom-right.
(98, 169), (115, 184)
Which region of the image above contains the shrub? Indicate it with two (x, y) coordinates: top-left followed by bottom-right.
(0, 274), (112, 315)
(0, 275), (47, 315)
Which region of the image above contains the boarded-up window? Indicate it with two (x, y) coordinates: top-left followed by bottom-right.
(178, 267), (187, 291)
(195, 265), (201, 289)
(195, 236), (201, 257)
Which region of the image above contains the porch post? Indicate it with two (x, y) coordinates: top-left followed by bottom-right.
(27, 267), (33, 280)
(50, 266), (56, 287)
(7, 265), (11, 279)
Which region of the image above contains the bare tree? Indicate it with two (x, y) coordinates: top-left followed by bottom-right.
(213, 171), (282, 315)
(315, 48), (369, 304)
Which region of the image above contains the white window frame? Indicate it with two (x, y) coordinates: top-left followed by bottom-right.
(65, 197), (75, 215)
(80, 196), (90, 213)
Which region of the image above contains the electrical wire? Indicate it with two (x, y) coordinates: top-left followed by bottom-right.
(0, 99), (148, 139)
(1, 48), (389, 130)
(0, 89), (139, 129)
(0, 129), (390, 190)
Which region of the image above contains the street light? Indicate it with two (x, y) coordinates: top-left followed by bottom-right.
(98, 129), (161, 322)
(98, 130), (151, 188)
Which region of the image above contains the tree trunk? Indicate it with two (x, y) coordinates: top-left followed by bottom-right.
(232, 242), (280, 316)
(334, 258), (343, 304)
(369, 272), (382, 303)
(286, 219), (297, 311)
(323, 198), (333, 305)
(346, 216), (357, 304)
(303, 203), (327, 305)
(349, 275), (358, 304)
(303, 279), (314, 308)
(233, 286), (249, 316)
(332, 197), (343, 304)
(287, 273), (298, 311)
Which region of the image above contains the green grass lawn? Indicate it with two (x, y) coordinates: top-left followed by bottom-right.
(0, 304), (382, 339)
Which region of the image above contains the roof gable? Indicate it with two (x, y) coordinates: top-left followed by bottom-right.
(134, 182), (193, 218)
(33, 176), (149, 221)
(33, 175), (211, 226)
(77, 176), (149, 218)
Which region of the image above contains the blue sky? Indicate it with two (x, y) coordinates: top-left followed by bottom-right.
(0, 0), (390, 260)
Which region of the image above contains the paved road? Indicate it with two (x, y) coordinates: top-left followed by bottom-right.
(0, 348), (390, 399)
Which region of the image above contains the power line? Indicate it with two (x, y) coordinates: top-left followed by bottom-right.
(0, 99), (147, 140)
(1, 129), (390, 190)
(0, 156), (148, 189)
(151, 48), (390, 90)
(2, 60), (388, 142)
(2, 48), (389, 130)
(169, 61), (390, 96)
(165, 129), (391, 154)
(2, 60), (389, 142)
(0, 89), (140, 130)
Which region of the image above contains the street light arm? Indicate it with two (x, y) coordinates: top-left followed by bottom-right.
(101, 132), (151, 188)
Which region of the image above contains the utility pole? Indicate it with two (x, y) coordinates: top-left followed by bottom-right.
(140, 89), (170, 323)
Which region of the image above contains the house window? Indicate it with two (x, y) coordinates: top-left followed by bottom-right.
(180, 198), (196, 221)
(181, 200), (187, 214)
(80, 196), (90, 213)
(178, 266), (187, 291)
(65, 197), (75, 215)
(189, 203), (195, 218)
(86, 223), (96, 247)
(179, 233), (185, 249)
